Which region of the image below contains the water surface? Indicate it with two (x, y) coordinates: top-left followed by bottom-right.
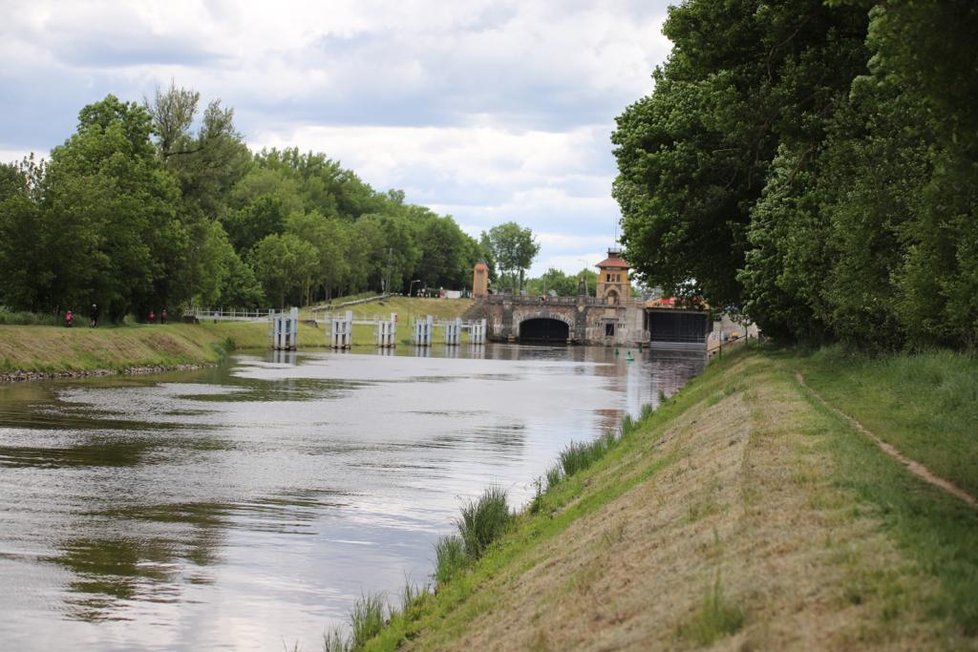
(0, 344), (704, 650)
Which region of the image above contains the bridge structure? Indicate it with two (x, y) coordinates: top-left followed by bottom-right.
(464, 294), (711, 349)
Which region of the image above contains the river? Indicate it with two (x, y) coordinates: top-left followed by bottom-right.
(0, 344), (704, 650)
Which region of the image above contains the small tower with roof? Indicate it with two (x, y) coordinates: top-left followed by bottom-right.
(472, 260), (489, 298)
(595, 248), (630, 305)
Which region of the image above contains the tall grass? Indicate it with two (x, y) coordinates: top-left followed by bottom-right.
(435, 535), (467, 584)
(0, 308), (60, 326)
(433, 486), (513, 585)
(351, 593), (386, 647)
(321, 592), (389, 652)
(458, 485), (511, 559)
(543, 404), (655, 492)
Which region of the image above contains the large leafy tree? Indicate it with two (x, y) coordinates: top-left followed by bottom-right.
(285, 210), (352, 302)
(410, 208), (480, 292)
(37, 95), (184, 321)
(482, 222), (539, 293)
(0, 159), (48, 310)
(613, 0), (869, 309)
(248, 233), (319, 308)
(616, 0), (978, 349)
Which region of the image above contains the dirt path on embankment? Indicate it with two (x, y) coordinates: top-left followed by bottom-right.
(796, 371), (977, 508)
(406, 354), (967, 651)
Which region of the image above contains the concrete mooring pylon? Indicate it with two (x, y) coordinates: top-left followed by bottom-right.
(413, 315), (434, 347)
(375, 313), (397, 348)
(330, 310), (353, 349)
(271, 307), (299, 350)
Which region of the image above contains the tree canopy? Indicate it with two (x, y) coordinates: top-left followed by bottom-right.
(0, 86), (490, 318)
(613, 0), (978, 349)
(481, 222), (540, 293)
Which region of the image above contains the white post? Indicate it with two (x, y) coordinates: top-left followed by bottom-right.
(331, 310), (353, 349)
(414, 315), (433, 347)
(343, 310), (352, 348)
(445, 317), (462, 345)
(271, 307), (298, 350)
(466, 318), (486, 345)
(376, 313), (396, 348)
(289, 307), (298, 350)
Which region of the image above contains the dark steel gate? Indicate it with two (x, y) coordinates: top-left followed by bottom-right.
(519, 318), (570, 344)
(645, 309), (710, 345)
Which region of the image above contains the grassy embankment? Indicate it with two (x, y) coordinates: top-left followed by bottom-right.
(0, 296), (474, 376)
(347, 346), (978, 650)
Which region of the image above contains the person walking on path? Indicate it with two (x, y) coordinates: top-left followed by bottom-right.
(89, 304), (98, 328)
(65, 309), (73, 328)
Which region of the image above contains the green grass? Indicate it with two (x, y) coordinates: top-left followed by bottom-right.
(783, 348), (978, 635)
(359, 347), (978, 649)
(558, 432), (617, 479)
(0, 323), (241, 374)
(351, 593), (387, 648)
(796, 347), (978, 499)
(322, 592), (392, 652)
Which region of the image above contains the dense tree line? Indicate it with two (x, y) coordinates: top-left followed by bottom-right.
(613, 0), (978, 349)
(0, 85), (496, 321)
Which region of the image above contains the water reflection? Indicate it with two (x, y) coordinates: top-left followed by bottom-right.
(0, 343), (703, 651)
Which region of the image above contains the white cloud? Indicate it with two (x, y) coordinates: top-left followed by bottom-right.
(0, 0), (673, 277)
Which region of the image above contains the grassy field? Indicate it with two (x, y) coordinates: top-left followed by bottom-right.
(348, 347), (978, 650)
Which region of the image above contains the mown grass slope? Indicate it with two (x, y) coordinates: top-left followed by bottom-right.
(366, 348), (978, 650)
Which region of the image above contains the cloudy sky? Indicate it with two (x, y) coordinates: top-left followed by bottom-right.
(0, 0), (674, 276)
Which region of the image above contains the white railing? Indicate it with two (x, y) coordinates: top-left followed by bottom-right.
(184, 307), (272, 321)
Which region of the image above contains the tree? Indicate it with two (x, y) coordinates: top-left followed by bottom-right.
(526, 268), (578, 297)
(613, 0), (870, 309)
(34, 95), (184, 321)
(411, 209), (479, 292)
(286, 210), (352, 302)
(482, 222), (539, 293)
(0, 160), (49, 310)
(248, 233), (319, 308)
(147, 83), (252, 217)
